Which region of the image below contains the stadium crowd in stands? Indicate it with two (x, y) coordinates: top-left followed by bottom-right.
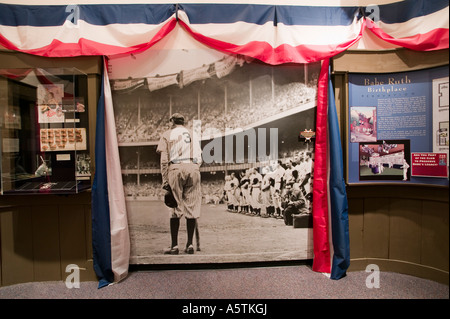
(114, 80), (316, 143)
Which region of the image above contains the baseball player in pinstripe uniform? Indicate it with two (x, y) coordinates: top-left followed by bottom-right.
(156, 113), (202, 255)
(249, 168), (263, 216)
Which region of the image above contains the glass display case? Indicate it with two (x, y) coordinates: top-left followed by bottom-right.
(0, 67), (91, 194)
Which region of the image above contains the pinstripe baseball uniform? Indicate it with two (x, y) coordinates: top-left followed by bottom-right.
(261, 171), (273, 207)
(249, 168), (262, 209)
(157, 113), (202, 254)
(157, 123), (202, 219)
(271, 162), (285, 210)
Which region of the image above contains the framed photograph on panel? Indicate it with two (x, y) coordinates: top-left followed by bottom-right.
(358, 139), (410, 181)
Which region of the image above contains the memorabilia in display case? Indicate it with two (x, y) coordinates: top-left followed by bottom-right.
(0, 67), (91, 194)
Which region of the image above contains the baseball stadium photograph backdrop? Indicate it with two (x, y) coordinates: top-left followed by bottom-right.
(107, 25), (321, 266)
(1, 0), (447, 288)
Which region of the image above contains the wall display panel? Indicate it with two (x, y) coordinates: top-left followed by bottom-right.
(347, 66), (449, 186)
(108, 40), (321, 265)
(0, 68), (91, 194)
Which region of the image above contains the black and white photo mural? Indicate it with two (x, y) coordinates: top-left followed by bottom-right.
(108, 28), (320, 265)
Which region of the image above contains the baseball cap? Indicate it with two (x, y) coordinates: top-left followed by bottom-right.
(170, 113), (185, 123)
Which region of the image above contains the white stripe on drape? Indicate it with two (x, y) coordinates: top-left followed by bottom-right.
(103, 58), (131, 283)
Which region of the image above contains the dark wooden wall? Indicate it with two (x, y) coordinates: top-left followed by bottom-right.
(347, 185), (448, 283)
(0, 193), (97, 285)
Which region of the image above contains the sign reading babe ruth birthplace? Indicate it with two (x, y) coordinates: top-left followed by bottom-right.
(348, 66), (449, 187)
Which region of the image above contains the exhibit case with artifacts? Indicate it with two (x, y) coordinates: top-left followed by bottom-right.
(0, 67), (91, 195)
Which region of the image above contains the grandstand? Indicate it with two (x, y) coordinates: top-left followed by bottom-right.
(112, 60), (320, 143)
(112, 60), (320, 199)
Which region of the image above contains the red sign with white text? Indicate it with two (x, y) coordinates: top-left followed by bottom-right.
(411, 153), (448, 178)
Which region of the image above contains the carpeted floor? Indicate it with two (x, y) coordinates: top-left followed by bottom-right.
(0, 265), (448, 299)
(1, 265), (448, 317)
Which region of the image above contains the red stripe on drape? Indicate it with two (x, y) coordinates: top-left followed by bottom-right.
(366, 19), (449, 51)
(178, 19), (364, 65)
(312, 58), (331, 274)
(0, 18), (177, 57)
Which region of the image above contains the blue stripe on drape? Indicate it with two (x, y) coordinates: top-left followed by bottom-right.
(91, 65), (114, 289)
(327, 69), (350, 280)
